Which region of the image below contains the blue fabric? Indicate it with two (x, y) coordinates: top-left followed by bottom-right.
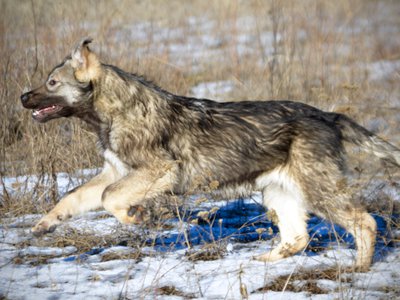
(64, 198), (398, 262)
(149, 199), (397, 261)
(63, 247), (104, 262)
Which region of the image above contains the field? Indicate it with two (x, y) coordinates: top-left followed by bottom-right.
(1, 0), (400, 299)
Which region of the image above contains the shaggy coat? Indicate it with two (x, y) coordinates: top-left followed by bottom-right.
(21, 38), (400, 271)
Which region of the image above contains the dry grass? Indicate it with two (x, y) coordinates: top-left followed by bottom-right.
(152, 285), (196, 299)
(1, 0), (399, 230)
(256, 267), (354, 295)
(185, 243), (227, 261)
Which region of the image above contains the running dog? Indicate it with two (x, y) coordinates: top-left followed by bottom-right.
(21, 38), (400, 271)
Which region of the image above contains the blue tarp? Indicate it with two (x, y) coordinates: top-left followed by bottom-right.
(149, 199), (397, 260)
(64, 198), (398, 262)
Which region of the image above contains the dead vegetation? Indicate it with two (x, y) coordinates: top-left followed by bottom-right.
(1, 0), (399, 216)
(185, 243), (227, 261)
(256, 267), (354, 295)
(153, 285), (196, 299)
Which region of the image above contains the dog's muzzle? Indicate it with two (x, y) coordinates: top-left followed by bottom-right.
(20, 91), (32, 107)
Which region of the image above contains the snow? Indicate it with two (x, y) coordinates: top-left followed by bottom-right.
(190, 80), (235, 101)
(364, 60), (400, 82)
(1, 180), (399, 299)
(0, 169), (99, 199)
(1, 234), (399, 299)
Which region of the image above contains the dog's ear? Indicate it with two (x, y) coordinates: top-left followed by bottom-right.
(71, 37), (93, 67)
(71, 37), (101, 82)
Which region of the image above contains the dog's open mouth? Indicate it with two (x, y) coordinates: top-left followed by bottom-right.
(32, 105), (63, 121)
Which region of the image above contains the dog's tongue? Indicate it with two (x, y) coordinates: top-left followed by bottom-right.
(33, 105), (62, 118)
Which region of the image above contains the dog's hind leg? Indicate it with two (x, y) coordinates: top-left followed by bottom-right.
(291, 148), (377, 271)
(325, 205), (377, 272)
(289, 148), (377, 271)
(255, 170), (309, 262)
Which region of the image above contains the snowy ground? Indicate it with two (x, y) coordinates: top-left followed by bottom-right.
(1, 171), (400, 299)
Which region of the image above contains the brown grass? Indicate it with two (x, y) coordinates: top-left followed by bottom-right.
(185, 243), (227, 261)
(153, 285), (196, 299)
(257, 267), (354, 294)
(1, 0), (399, 218)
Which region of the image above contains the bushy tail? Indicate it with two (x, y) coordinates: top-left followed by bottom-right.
(334, 113), (400, 167)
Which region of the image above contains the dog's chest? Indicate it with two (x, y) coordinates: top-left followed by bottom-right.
(102, 123), (169, 169)
(103, 149), (131, 177)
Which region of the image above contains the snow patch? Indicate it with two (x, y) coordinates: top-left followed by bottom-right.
(191, 80), (235, 101)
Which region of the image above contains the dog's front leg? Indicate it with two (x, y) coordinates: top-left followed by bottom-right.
(32, 162), (120, 236)
(101, 163), (177, 224)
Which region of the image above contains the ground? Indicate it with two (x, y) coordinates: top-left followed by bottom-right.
(1, 175), (400, 299)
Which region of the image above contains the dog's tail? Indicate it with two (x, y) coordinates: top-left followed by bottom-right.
(334, 113), (400, 166)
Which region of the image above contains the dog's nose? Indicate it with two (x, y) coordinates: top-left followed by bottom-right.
(20, 92), (31, 104)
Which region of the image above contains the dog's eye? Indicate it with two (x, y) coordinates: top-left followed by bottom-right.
(48, 79), (57, 86)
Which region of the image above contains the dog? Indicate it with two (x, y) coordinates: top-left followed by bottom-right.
(21, 38), (400, 271)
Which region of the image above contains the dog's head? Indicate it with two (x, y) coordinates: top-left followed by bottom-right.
(20, 38), (101, 122)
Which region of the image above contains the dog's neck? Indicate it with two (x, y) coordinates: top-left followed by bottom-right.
(77, 65), (175, 153)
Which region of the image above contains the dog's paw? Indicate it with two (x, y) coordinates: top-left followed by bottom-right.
(253, 252), (274, 262)
(32, 220), (58, 237)
(110, 206), (145, 225)
(253, 250), (284, 262)
(354, 265), (370, 273)
(127, 205), (145, 224)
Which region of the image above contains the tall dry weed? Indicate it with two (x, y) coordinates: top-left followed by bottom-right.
(1, 0), (399, 216)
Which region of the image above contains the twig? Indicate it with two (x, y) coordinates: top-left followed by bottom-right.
(30, 0), (39, 79)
